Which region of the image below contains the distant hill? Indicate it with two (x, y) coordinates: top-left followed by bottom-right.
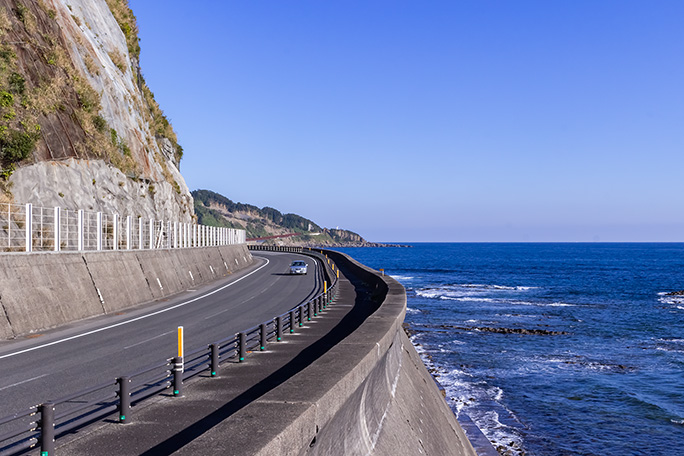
(192, 189), (381, 247)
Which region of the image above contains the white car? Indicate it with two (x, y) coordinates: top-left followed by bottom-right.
(290, 261), (308, 275)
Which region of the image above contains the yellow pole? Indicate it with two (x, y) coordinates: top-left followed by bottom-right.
(177, 326), (184, 358)
(324, 281), (327, 294)
(337, 269), (339, 279)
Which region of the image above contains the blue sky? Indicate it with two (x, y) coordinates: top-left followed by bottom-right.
(129, 1), (684, 242)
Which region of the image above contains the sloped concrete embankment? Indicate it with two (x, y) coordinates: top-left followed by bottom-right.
(291, 250), (477, 456)
(0, 244), (253, 339)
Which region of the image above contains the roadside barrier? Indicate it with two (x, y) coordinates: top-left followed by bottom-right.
(0, 202), (246, 253)
(0, 248), (338, 456)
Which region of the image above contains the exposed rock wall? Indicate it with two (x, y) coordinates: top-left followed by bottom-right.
(0, 0), (192, 221)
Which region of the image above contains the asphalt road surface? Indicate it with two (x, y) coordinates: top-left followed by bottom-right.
(0, 251), (323, 419)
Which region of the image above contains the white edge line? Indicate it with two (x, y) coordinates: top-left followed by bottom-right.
(0, 373), (49, 391)
(0, 257), (271, 360)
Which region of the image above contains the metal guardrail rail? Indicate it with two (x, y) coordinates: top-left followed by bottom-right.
(0, 247), (338, 456)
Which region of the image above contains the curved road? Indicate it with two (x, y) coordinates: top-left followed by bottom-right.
(0, 251), (322, 418)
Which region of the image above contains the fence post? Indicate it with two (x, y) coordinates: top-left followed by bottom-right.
(138, 217), (143, 249)
(24, 203), (32, 252)
(53, 207), (60, 252)
(172, 356), (183, 396)
(299, 305), (304, 326)
(113, 213), (118, 250)
(308, 301), (313, 321)
(40, 402), (55, 455)
(126, 216), (131, 250)
(149, 219), (154, 249)
(289, 310), (296, 333)
(96, 212), (102, 250)
(260, 323), (267, 351)
(276, 316), (283, 341)
(77, 209), (84, 251)
(238, 332), (246, 361)
(118, 376), (131, 423)
(210, 344), (219, 377)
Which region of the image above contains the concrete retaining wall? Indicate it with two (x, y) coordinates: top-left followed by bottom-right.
(0, 244), (253, 339)
(257, 250), (478, 456)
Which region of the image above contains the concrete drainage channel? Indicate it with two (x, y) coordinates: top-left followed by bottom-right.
(0, 247), (337, 456)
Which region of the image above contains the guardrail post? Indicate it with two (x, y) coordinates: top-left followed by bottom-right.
(299, 305), (304, 326)
(210, 344), (219, 377)
(289, 310), (295, 333)
(118, 376), (131, 423)
(276, 316), (283, 341)
(40, 402), (55, 455)
(312, 300), (317, 317)
(260, 323), (267, 350)
(173, 357), (183, 396)
(238, 332), (246, 361)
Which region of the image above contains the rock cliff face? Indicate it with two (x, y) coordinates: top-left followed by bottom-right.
(0, 0), (192, 221)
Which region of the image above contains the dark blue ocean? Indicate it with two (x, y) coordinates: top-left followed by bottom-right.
(333, 243), (684, 456)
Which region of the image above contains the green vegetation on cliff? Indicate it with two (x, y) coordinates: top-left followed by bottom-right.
(0, 0), (183, 190)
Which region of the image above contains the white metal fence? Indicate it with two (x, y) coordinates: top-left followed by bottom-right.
(0, 203), (246, 253)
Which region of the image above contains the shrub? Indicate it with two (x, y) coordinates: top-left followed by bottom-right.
(92, 115), (106, 132)
(1, 129), (36, 162)
(0, 91), (13, 107)
(9, 73), (25, 95)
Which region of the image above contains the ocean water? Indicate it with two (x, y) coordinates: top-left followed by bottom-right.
(333, 243), (684, 456)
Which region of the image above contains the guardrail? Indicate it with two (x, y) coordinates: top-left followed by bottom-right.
(0, 202), (245, 253)
(0, 247), (338, 456)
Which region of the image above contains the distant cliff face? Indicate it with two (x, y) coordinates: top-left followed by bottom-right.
(0, 0), (192, 221)
(192, 189), (383, 247)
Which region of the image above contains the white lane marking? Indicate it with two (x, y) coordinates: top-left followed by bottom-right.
(0, 373), (49, 391)
(123, 330), (174, 350)
(203, 286), (269, 320)
(0, 258), (271, 360)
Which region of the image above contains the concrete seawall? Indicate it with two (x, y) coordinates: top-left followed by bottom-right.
(0, 244), (253, 340)
(290, 250), (478, 456)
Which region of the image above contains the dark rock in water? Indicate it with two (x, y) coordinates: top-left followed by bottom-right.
(472, 326), (570, 336)
(430, 323), (569, 336)
(665, 290), (684, 296)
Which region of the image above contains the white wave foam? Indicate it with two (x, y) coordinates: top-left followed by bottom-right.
(658, 292), (684, 306)
(408, 334), (526, 455)
(390, 275), (414, 281)
(672, 419), (684, 425)
(405, 307), (421, 314)
(415, 283), (538, 301)
(415, 290), (440, 299)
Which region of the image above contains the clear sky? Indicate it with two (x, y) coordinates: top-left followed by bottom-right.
(129, 1), (684, 242)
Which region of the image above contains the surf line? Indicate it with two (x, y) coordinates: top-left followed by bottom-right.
(0, 257), (271, 360)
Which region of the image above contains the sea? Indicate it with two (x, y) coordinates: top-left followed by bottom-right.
(333, 243), (684, 456)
